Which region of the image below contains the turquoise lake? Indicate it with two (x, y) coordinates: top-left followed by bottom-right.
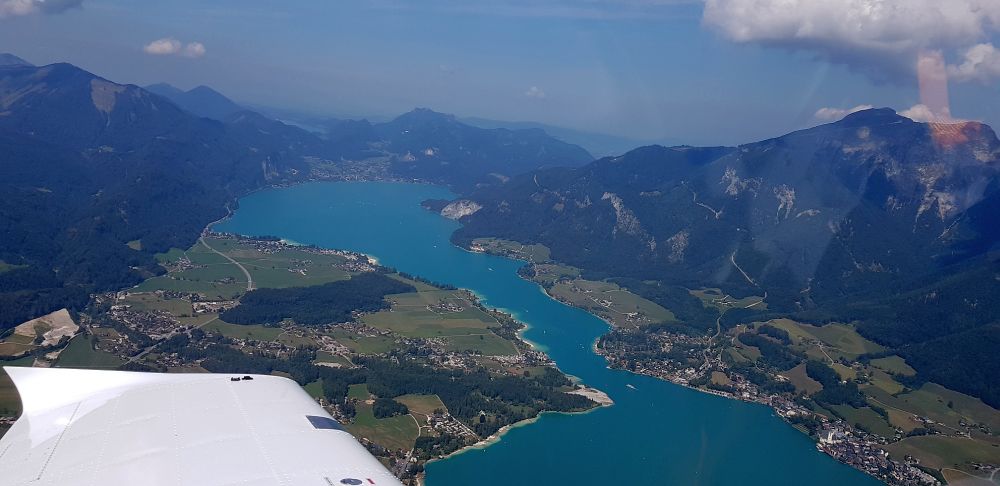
(216, 181), (881, 486)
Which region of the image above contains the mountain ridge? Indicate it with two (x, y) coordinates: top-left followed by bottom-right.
(450, 107), (1000, 406)
(0, 59), (595, 330)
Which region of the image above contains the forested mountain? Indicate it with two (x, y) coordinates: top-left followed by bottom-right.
(145, 83), (246, 121)
(452, 109), (1000, 405)
(374, 108), (594, 190)
(0, 62), (311, 328)
(0, 59), (594, 331)
(144, 84), (595, 190)
(318, 108), (595, 190)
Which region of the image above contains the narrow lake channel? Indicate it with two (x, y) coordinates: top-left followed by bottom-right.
(216, 181), (881, 486)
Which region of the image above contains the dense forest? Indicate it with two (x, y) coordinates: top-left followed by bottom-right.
(219, 273), (415, 325)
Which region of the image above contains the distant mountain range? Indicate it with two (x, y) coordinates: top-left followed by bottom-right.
(0, 53), (31, 67)
(144, 83), (247, 121)
(144, 83), (594, 190)
(459, 116), (663, 158)
(0, 56), (593, 330)
(451, 109), (1000, 406)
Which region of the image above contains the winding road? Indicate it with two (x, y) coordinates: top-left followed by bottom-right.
(200, 236), (254, 291)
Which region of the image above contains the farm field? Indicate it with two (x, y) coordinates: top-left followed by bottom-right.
(396, 394), (447, 417)
(347, 402), (419, 452)
(863, 382), (1000, 433)
(202, 320), (284, 341)
(548, 279), (675, 328)
(530, 263), (581, 286)
(690, 288), (767, 312)
(885, 435), (1000, 480)
(361, 289), (516, 355)
(470, 238), (551, 263)
(828, 404), (896, 438)
(763, 319), (884, 360)
(55, 335), (124, 369)
(870, 355), (916, 376)
(780, 363), (823, 395)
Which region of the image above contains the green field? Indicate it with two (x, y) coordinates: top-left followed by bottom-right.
(359, 289), (518, 355)
(154, 248), (187, 264)
(885, 435), (1000, 474)
(203, 320), (284, 341)
(347, 402), (419, 452)
(124, 293), (193, 316)
(530, 263), (581, 286)
(387, 274), (438, 292)
(780, 363), (823, 394)
(395, 394), (447, 416)
(55, 335), (124, 369)
(765, 319), (884, 360)
(231, 248), (351, 288)
(471, 238), (551, 263)
(362, 290), (497, 337)
(441, 333), (518, 356)
(141, 237), (354, 298)
(327, 329), (398, 354)
(864, 382), (1000, 432)
(867, 369), (905, 395)
(870, 355), (917, 376)
(303, 380), (324, 399)
(691, 288), (768, 312)
(133, 275), (245, 301)
(348, 383), (371, 400)
(725, 347), (750, 363)
(314, 351), (353, 367)
(549, 279), (675, 328)
(829, 404), (896, 438)
(831, 363), (857, 381)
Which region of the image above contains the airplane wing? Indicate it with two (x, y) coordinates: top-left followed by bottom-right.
(0, 367), (404, 486)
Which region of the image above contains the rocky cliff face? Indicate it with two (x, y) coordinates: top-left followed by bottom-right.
(440, 200), (483, 220)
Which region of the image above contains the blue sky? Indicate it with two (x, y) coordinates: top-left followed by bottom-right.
(2, 0), (999, 145)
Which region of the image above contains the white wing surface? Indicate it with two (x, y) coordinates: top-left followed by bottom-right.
(0, 367), (404, 486)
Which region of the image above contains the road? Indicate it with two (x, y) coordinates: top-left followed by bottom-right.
(730, 251), (757, 286)
(200, 236), (254, 291)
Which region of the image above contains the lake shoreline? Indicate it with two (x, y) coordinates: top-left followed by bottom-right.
(217, 180), (888, 486)
(417, 400), (613, 486)
(463, 242), (932, 486)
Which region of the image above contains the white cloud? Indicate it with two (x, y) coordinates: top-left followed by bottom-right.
(899, 104), (936, 122)
(143, 38), (206, 58)
(0, 0), (81, 18)
(702, 0), (1000, 82)
(524, 86), (546, 99)
(948, 43), (1000, 83)
(899, 103), (958, 123)
(182, 42), (206, 58)
(814, 104), (874, 122)
(143, 38), (182, 55)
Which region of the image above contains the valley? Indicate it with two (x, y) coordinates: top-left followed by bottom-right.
(1, 54), (998, 486)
